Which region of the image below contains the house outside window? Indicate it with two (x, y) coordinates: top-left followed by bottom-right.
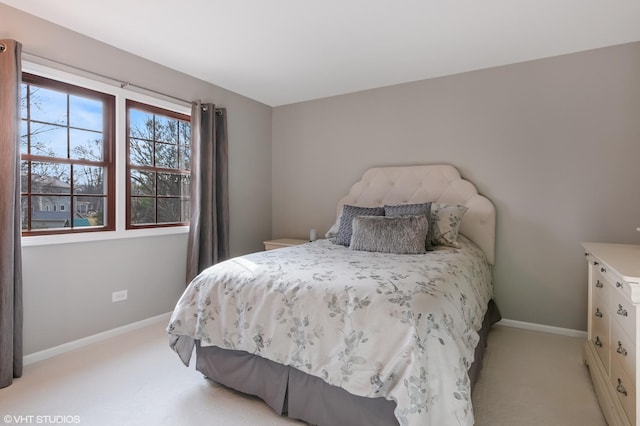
(126, 100), (191, 229)
(20, 73), (115, 234)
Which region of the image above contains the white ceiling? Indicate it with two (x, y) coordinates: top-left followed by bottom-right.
(3, 0), (640, 106)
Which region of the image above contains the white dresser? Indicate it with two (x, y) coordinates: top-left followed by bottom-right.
(584, 243), (640, 426)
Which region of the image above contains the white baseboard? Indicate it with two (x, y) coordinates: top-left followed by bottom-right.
(23, 312), (172, 366)
(497, 318), (587, 339)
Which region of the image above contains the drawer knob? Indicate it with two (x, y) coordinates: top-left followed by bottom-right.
(616, 282), (623, 289)
(595, 308), (603, 318)
(601, 267), (606, 273)
(594, 261), (599, 266)
(616, 379), (628, 397)
(617, 341), (628, 356)
(595, 336), (603, 347)
(617, 304), (628, 317)
(596, 280), (603, 288)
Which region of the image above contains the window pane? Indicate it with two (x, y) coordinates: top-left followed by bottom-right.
(29, 86), (68, 126)
(74, 196), (105, 226)
(75, 165), (105, 195)
(20, 161), (29, 193)
(130, 170), (155, 196)
(69, 95), (103, 131)
(20, 197), (28, 230)
(179, 145), (190, 169)
(129, 138), (154, 166)
(29, 124), (68, 158)
(131, 197), (155, 225)
(181, 199), (190, 222)
(157, 173), (180, 196)
(30, 162), (71, 194)
(20, 120), (28, 154)
(179, 121), (191, 145)
(158, 198), (180, 223)
(129, 109), (153, 139)
(70, 129), (103, 160)
(30, 195), (71, 229)
(20, 84), (28, 119)
(156, 143), (178, 169)
(181, 174), (191, 196)
(155, 115), (178, 144)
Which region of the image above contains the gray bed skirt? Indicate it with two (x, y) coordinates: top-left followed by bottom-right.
(195, 299), (501, 426)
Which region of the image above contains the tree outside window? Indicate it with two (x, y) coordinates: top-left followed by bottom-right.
(126, 100), (191, 228)
(20, 73), (115, 234)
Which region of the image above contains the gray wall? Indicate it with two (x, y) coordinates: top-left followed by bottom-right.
(3, 3), (639, 353)
(272, 42), (640, 331)
(1, 4), (273, 354)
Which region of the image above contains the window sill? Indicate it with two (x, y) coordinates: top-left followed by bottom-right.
(20, 226), (189, 247)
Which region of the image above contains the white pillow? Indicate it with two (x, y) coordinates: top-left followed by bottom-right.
(430, 204), (468, 248)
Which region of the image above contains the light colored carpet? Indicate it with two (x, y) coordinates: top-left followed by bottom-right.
(472, 325), (606, 426)
(0, 323), (606, 425)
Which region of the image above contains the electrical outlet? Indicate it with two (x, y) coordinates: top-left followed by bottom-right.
(112, 290), (128, 303)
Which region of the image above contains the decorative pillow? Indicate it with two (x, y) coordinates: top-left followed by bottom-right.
(334, 205), (385, 246)
(350, 215), (428, 254)
(384, 202), (432, 248)
(431, 204), (468, 248)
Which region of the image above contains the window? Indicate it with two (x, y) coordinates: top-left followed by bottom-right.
(19, 67), (191, 242)
(20, 73), (115, 235)
(126, 100), (191, 228)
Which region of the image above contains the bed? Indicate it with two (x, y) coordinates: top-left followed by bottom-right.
(168, 164), (500, 426)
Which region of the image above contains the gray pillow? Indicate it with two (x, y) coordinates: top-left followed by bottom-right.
(384, 202), (432, 249)
(334, 205), (385, 246)
(349, 215), (428, 254)
(431, 204), (468, 248)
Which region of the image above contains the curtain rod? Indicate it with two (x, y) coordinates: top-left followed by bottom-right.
(22, 51), (221, 113)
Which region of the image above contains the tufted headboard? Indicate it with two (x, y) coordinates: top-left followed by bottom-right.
(334, 164), (496, 264)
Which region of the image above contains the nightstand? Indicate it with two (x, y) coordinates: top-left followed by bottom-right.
(263, 238), (308, 251)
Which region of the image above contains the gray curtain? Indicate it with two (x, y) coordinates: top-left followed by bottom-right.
(0, 39), (24, 388)
(186, 102), (229, 284)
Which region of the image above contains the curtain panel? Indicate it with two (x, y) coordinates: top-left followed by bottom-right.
(186, 102), (229, 284)
(0, 39), (24, 388)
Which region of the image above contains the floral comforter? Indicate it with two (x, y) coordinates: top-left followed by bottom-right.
(167, 235), (493, 426)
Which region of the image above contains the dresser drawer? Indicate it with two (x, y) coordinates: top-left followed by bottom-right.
(592, 312), (610, 371)
(592, 279), (609, 370)
(599, 261), (637, 303)
(593, 269), (609, 309)
(611, 287), (637, 344)
(593, 278), (608, 304)
(612, 322), (636, 379)
(611, 356), (636, 425)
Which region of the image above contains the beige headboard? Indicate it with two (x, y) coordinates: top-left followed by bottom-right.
(335, 164), (496, 265)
